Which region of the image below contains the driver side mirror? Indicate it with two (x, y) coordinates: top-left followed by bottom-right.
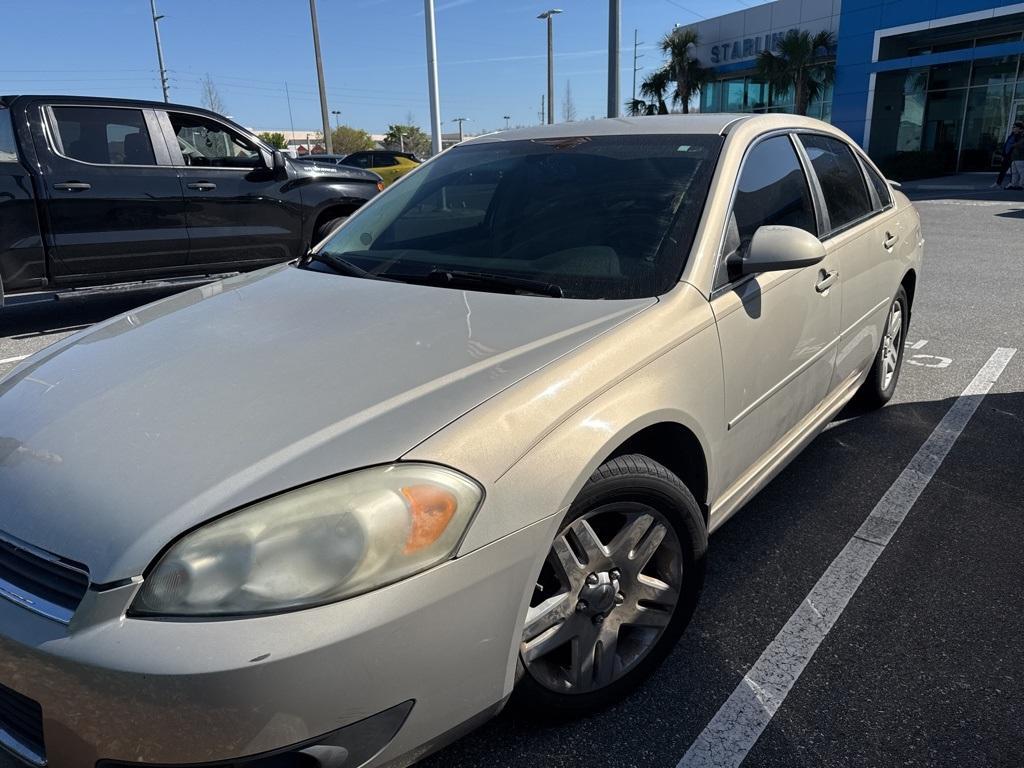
(259, 148), (287, 174)
(730, 225), (825, 278)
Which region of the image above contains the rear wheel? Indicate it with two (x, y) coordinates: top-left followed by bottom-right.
(856, 285), (909, 408)
(314, 215), (349, 244)
(514, 455), (707, 717)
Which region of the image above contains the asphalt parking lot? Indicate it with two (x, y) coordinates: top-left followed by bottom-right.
(1, 188), (1022, 768)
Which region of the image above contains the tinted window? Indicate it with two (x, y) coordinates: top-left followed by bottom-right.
(373, 153), (399, 167)
(862, 157), (892, 209)
(722, 135), (817, 270)
(0, 108), (17, 163)
(169, 112), (260, 168)
(310, 135), (722, 300)
(344, 153), (373, 168)
(799, 134), (873, 231)
(52, 106), (156, 165)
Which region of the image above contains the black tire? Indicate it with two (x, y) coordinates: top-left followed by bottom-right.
(513, 454), (707, 718)
(856, 285), (909, 408)
(314, 216), (348, 244)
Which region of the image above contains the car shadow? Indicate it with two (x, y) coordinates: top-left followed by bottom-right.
(419, 388), (1024, 768)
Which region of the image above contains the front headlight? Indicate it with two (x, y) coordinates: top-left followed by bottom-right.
(132, 464), (482, 617)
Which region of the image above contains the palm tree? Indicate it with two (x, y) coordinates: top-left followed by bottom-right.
(661, 28), (708, 114)
(627, 68), (672, 116)
(756, 29), (836, 116)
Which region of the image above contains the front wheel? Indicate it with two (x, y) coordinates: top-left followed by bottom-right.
(514, 455), (707, 717)
(856, 285), (909, 408)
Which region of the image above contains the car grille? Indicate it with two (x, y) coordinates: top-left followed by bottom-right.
(0, 532), (89, 624)
(0, 681), (46, 766)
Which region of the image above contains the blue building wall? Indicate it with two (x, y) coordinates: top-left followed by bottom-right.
(832, 0), (1024, 146)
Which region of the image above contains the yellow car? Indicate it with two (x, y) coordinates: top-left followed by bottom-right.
(341, 150), (421, 185)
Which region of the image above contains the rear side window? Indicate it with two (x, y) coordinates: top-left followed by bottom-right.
(862, 157), (893, 210)
(344, 153), (373, 168)
(373, 153), (399, 167)
(722, 135), (817, 268)
(0, 109), (17, 163)
(52, 106), (156, 165)
(799, 134), (872, 231)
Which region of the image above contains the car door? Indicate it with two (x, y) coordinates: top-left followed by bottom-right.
(161, 109), (302, 267)
(35, 103), (188, 281)
(711, 133), (842, 489)
(795, 134), (901, 391)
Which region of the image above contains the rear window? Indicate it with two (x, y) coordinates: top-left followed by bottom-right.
(798, 134), (873, 232)
(0, 108), (17, 163)
(312, 134), (722, 300)
(51, 106), (156, 165)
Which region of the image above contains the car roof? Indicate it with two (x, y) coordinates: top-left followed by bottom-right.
(463, 113), (838, 145)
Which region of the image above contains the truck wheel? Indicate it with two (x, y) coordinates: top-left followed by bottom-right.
(514, 454), (707, 717)
(314, 216), (348, 244)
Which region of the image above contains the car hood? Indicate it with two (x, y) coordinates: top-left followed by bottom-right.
(0, 266), (653, 583)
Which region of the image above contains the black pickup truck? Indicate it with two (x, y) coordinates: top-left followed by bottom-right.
(0, 95), (383, 305)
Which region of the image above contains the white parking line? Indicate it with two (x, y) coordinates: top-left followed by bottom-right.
(678, 347), (1018, 768)
(0, 355), (29, 366)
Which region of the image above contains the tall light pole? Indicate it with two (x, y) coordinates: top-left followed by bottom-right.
(537, 9), (562, 125)
(331, 109), (341, 131)
(149, 0), (170, 102)
(607, 0), (620, 117)
(309, 0), (333, 155)
(423, 0), (443, 156)
(504, 115), (511, 130)
(632, 29), (644, 102)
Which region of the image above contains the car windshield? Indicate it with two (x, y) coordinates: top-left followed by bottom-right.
(305, 134), (722, 299)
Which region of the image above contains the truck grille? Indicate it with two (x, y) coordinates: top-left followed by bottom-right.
(0, 681), (46, 766)
(0, 532), (89, 624)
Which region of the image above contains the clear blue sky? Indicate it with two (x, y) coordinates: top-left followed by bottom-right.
(1, 0), (760, 136)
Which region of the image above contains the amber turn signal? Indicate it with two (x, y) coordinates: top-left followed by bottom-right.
(401, 484), (458, 553)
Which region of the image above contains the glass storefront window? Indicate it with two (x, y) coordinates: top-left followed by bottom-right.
(960, 84), (1014, 170)
(928, 61), (971, 90)
(724, 79), (746, 111)
(922, 88), (967, 173)
(971, 55), (1021, 88)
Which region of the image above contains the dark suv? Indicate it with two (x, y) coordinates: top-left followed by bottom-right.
(0, 95), (383, 303)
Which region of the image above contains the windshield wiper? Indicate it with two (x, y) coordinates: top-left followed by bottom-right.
(420, 269), (564, 298)
(304, 251), (396, 282)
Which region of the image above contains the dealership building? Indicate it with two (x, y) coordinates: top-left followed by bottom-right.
(688, 0), (1024, 176)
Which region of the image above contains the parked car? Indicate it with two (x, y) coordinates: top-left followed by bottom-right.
(294, 153), (349, 168)
(0, 95), (383, 305)
(0, 114), (922, 768)
(341, 149), (421, 185)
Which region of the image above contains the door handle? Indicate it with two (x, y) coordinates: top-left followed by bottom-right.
(186, 181), (217, 191)
(815, 269), (838, 293)
(883, 231), (899, 249)
(53, 181), (91, 192)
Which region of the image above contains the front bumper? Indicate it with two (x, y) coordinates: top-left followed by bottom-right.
(0, 517), (555, 768)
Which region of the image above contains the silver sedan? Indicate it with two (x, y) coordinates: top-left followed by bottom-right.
(0, 114), (922, 768)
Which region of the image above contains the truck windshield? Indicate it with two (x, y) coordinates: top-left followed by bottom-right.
(307, 134), (722, 300)
(0, 108), (17, 163)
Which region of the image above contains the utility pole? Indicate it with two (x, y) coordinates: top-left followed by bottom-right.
(452, 117), (468, 143)
(632, 29), (644, 102)
(607, 0), (620, 117)
(539, 95), (545, 124)
(538, 10), (562, 125)
(423, 0), (443, 156)
(285, 82), (296, 137)
(149, 0), (170, 102)
(504, 115), (511, 130)
(309, 0), (333, 155)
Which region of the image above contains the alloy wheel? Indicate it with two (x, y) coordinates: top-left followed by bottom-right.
(521, 503), (683, 694)
(881, 300), (903, 390)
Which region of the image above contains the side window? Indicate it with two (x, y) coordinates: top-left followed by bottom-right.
(798, 134), (873, 231)
(51, 106), (156, 165)
(861, 157), (892, 210)
(373, 153), (399, 168)
(345, 153), (372, 168)
(721, 135), (817, 277)
(0, 108), (17, 163)
(169, 112), (260, 168)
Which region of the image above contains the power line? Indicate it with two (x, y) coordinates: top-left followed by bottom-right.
(661, 0), (707, 19)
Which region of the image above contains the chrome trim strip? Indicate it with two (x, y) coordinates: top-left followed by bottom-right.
(0, 724), (47, 767)
(0, 530), (88, 625)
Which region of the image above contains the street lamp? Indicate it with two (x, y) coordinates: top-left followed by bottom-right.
(537, 9), (562, 125)
(504, 115), (511, 130)
(331, 110), (341, 131)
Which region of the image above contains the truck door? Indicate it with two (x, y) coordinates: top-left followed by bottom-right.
(35, 103), (189, 282)
(160, 109), (302, 268)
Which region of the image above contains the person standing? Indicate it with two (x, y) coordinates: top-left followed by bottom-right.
(994, 121), (1023, 188)
(1007, 125), (1024, 190)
